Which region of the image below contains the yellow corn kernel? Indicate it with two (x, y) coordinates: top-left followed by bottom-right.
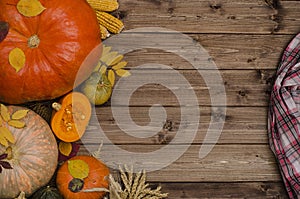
(100, 24), (110, 39)
(86, 0), (119, 12)
(96, 11), (124, 34)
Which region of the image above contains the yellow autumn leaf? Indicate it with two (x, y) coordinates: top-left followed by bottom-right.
(9, 48), (26, 73)
(68, 159), (90, 179)
(109, 54), (124, 66)
(17, 0), (46, 17)
(93, 62), (101, 72)
(108, 70), (115, 86)
(11, 109), (29, 120)
(0, 104), (10, 122)
(101, 51), (118, 65)
(102, 45), (112, 57)
(59, 141), (72, 156)
(99, 65), (107, 75)
(0, 133), (9, 147)
(115, 69), (131, 77)
(8, 120), (26, 128)
(0, 126), (14, 144)
(112, 61), (127, 70)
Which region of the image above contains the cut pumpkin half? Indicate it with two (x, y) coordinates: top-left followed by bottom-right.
(51, 92), (91, 142)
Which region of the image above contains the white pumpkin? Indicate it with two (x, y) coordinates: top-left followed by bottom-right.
(0, 106), (58, 198)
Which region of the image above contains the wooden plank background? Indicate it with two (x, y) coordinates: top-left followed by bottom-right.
(79, 0), (300, 198)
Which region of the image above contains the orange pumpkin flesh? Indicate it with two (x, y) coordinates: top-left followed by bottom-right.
(56, 155), (109, 199)
(51, 92), (92, 142)
(0, 0), (101, 104)
(0, 106), (58, 198)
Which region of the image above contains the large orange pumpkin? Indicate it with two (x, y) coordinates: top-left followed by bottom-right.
(0, 0), (101, 104)
(0, 106), (58, 198)
(56, 155), (109, 199)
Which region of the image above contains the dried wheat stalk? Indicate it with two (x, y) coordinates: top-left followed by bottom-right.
(107, 165), (168, 199)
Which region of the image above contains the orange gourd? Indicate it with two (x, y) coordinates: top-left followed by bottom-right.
(56, 155), (110, 199)
(51, 92), (91, 142)
(0, 106), (58, 198)
(0, 0), (101, 104)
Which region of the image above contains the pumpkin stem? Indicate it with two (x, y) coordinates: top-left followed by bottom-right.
(28, 34), (40, 48)
(52, 102), (62, 111)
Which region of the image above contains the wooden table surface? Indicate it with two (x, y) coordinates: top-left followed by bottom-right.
(80, 0), (300, 198)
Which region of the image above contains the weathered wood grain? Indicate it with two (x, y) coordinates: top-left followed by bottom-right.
(122, 34), (295, 70)
(109, 69), (273, 107)
(78, 144), (281, 182)
(159, 182), (288, 198)
(117, 0), (300, 34)
(83, 106), (269, 144)
(92, 1), (298, 197)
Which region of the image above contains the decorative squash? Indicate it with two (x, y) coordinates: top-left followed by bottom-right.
(81, 72), (112, 105)
(0, 106), (58, 198)
(51, 92), (92, 142)
(56, 155), (110, 199)
(0, 0), (101, 104)
(31, 186), (63, 199)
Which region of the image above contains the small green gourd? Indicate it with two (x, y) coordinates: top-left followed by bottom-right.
(31, 186), (63, 199)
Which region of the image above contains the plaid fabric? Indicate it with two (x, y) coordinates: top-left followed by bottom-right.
(268, 33), (300, 199)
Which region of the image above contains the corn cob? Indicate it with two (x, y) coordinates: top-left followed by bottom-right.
(86, 0), (119, 12)
(96, 11), (124, 34)
(99, 24), (110, 39)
